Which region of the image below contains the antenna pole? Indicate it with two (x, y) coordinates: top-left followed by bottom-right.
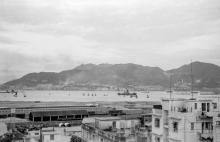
(170, 73), (172, 99)
(191, 60), (194, 99)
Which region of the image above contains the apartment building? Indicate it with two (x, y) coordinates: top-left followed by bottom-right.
(152, 95), (219, 142)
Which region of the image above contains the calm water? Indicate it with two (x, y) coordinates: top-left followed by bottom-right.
(0, 90), (197, 102)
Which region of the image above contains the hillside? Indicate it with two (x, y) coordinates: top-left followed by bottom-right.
(168, 61), (220, 89)
(1, 63), (168, 90)
(1, 62), (220, 90)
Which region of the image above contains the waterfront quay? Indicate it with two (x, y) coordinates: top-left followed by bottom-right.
(0, 100), (155, 142)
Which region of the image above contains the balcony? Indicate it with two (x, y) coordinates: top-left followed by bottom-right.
(168, 113), (182, 120)
(164, 123), (169, 128)
(198, 131), (213, 141)
(197, 112), (213, 121)
(152, 109), (162, 117)
(163, 117), (168, 127)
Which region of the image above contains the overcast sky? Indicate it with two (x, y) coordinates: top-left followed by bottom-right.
(0, 0), (220, 83)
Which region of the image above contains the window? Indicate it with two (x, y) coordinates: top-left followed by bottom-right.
(173, 122), (178, 132)
(205, 122), (209, 129)
(155, 118), (160, 128)
(213, 103), (217, 109)
(155, 137), (160, 142)
(207, 103), (210, 112)
(191, 123), (194, 130)
(194, 103), (197, 109)
(202, 103), (206, 111)
(156, 137), (160, 142)
(216, 121), (220, 126)
(113, 121), (116, 128)
(50, 134), (54, 140)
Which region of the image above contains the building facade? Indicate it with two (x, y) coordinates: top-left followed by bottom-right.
(152, 95), (220, 142)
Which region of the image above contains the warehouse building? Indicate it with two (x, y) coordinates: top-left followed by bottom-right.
(29, 110), (89, 122)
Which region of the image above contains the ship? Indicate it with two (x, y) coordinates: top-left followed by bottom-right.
(118, 89), (137, 97)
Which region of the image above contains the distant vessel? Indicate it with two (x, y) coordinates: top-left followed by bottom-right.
(0, 90), (10, 93)
(13, 92), (18, 97)
(166, 90), (174, 93)
(0, 89), (18, 95)
(191, 91), (200, 94)
(118, 89), (137, 97)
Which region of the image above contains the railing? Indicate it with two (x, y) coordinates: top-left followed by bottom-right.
(153, 109), (162, 115)
(198, 131), (213, 140)
(196, 112), (213, 121)
(82, 123), (128, 142)
(164, 122), (168, 126)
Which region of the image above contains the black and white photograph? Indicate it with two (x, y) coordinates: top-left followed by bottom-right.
(0, 0), (220, 142)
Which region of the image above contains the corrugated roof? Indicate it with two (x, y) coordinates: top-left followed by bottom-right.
(30, 110), (88, 117)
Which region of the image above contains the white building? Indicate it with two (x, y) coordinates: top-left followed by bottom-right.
(152, 94), (219, 142)
(81, 116), (151, 142)
(23, 126), (81, 142)
(23, 130), (40, 142)
(0, 121), (7, 136)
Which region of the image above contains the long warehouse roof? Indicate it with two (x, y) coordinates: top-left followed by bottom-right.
(30, 110), (88, 117)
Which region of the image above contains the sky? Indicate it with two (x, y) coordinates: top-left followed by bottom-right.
(0, 0), (220, 83)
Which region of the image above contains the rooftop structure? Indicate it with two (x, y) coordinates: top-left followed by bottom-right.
(81, 116), (151, 142)
(23, 126), (81, 142)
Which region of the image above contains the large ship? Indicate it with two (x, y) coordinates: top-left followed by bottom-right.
(118, 89), (137, 97)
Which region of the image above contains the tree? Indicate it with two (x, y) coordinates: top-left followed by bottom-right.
(0, 133), (13, 142)
(70, 135), (82, 142)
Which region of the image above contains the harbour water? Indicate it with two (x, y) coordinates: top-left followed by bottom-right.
(0, 90), (201, 102)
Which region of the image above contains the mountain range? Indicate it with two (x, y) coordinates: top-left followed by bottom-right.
(1, 61), (220, 91)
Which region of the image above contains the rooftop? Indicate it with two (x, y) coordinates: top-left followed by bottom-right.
(95, 117), (121, 121)
(0, 117), (28, 123)
(30, 110), (88, 117)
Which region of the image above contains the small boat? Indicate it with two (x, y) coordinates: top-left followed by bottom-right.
(130, 95), (138, 98)
(13, 92), (18, 97)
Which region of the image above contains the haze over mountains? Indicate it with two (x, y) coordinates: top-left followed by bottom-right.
(1, 61), (220, 91)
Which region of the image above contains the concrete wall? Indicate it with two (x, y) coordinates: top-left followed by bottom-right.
(0, 122), (7, 136)
(116, 119), (139, 129)
(42, 133), (71, 142)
